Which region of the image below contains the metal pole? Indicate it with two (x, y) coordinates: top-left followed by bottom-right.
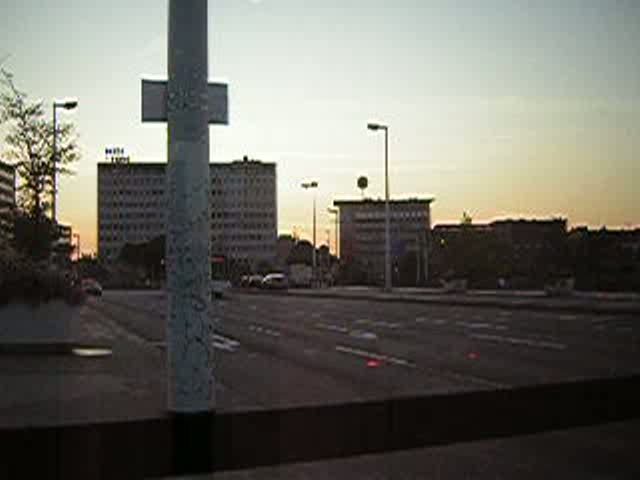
(52, 103), (57, 222)
(384, 127), (391, 292)
(312, 193), (317, 274)
(335, 212), (338, 259)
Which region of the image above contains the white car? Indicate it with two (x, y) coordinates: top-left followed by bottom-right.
(211, 279), (232, 298)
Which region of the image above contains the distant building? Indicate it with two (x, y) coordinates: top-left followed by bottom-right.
(567, 226), (640, 291)
(97, 156), (277, 272)
(432, 218), (569, 287)
(333, 198), (434, 284)
(0, 161), (16, 241)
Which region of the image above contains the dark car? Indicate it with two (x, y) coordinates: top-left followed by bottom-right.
(81, 278), (103, 296)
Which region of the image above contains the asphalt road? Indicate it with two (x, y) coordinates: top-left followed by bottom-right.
(2, 291), (639, 478)
(93, 290), (640, 411)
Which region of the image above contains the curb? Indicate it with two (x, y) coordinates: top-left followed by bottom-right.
(261, 290), (640, 316)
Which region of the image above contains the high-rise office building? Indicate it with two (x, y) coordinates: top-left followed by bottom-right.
(97, 156), (277, 271)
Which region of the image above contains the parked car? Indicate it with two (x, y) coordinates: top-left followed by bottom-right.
(261, 273), (289, 290)
(247, 275), (264, 288)
(82, 278), (103, 296)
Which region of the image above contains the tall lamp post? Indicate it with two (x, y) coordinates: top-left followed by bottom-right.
(52, 100), (78, 222)
(327, 207), (339, 259)
(301, 181), (319, 282)
(367, 122), (391, 292)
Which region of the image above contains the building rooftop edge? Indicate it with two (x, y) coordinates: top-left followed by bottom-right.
(333, 197), (435, 205)
(98, 160), (276, 167)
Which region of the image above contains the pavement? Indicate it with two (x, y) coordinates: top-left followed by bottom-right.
(1, 290), (639, 477)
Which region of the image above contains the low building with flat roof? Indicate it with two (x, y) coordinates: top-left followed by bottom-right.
(333, 197), (434, 284)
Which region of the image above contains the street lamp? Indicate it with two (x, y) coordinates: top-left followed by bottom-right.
(301, 181), (319, 283)
(367, 122), (391, 292)
(327, 207), (339, 259)
(52, 100), (78, 222)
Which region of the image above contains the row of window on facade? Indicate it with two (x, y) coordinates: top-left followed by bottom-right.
(211, 188), (274, 197)
(212, 233), (275, 242)
(101, 222), (164, 234)
(211, 175), (274, 185)
(352, 211), (428, 221)
(212, 211), (275, 219)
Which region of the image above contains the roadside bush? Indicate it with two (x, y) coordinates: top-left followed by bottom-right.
(0, 245), (85, 307)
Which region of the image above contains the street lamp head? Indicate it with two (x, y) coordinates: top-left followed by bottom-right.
(55, 100), (78, 110)
(302, 181), (318, 189)
(368, 122), (388, 131)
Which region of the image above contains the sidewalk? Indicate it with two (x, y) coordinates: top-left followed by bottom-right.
(280, 286), (640, 315)
(0, 301), (167, 428)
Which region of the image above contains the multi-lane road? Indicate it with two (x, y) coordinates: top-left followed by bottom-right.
(94, 289), (639, 411)
(2, 290), (639, 478)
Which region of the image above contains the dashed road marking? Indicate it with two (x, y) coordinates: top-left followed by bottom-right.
(315, 323), (349, 334)
(335, 345), (415, 368)
(456, 321), (509, 332)
(248, 325), (281, 338)
(349, 330), (378, 340)
(355, 319), (401, 329)
(470, 333), (567, 351)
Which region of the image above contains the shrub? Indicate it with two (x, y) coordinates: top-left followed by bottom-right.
(0, 245), (85, 307)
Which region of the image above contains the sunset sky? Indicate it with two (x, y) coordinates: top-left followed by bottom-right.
(1, 0), (638, 254)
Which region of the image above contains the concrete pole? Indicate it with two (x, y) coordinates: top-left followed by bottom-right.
(166, 0), (214, 472)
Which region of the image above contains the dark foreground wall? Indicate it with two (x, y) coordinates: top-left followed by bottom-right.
(1, 375), (639, 479)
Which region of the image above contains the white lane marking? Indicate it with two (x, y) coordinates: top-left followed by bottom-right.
(433, 319), (447, 326)
(213, 333), (241, 352)
(248, 325), (281, 338)
(456, 321), (509, 331)
(248, 305), (257, 311)
(151, 334), (240, 353)
(315, 322), (349, 334)
(470, 333), (567, 351)
(335, 345), (415, 368)
(213, 334), (240, 347)
(355, 319), (401, 329)
(349, 330), (378, 340)
(311, 312), (323, 319)
(415, 317), (427, 323)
